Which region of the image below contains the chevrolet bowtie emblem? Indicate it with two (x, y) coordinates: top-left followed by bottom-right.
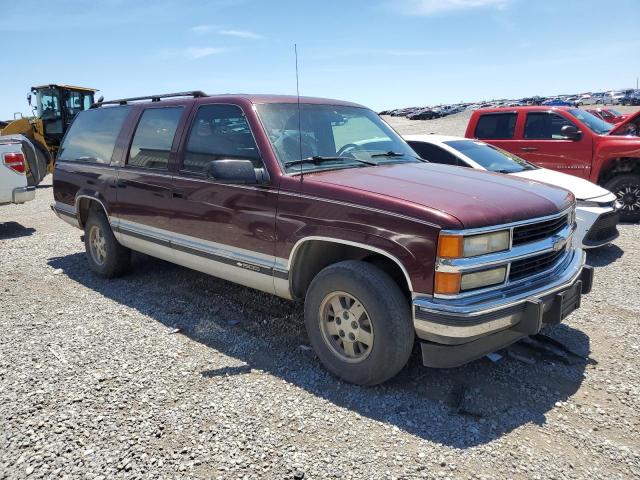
(552, 236), (567, 252)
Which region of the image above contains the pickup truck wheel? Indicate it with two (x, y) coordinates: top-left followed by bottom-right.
(304, 260), (414, 386)
(84, 211), (131, 278)
(604, 174), (640, 222)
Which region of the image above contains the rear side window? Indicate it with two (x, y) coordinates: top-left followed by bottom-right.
(182, 104), (260, 174)
(524, 112), (576, 139)
(58, 106), (132, 163)
(474, 113), (517, 139)
(128, 107), (184, 169)
(408, 141), (463, 166)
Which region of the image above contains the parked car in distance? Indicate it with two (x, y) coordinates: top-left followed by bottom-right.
(602, 91), (626, 105)
(51, 91), (593, 385)
(465, 106), (640, 221)
(621, 91), (640, 106)
(407, 109), (440, 120)
(576, 94), (598, 106)
(587, 108), (630, 124)
(542, 99), (574, 107)
(405, 134), (620, 248)
(0, 135), (48, 206)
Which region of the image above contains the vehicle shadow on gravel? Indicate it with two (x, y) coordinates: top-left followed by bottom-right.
(48, 252), (592, 449)
(585, 243), (623, 267)
(0, 221), (36, 240)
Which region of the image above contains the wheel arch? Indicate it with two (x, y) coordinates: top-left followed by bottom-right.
(596, 156), (640, 185)
(286, 236), (414, 300)
(74, 194), (110, 229)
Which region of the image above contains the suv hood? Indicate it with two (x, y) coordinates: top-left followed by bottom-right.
(610, 110), (640, 135)
(303, 163), (574, 229)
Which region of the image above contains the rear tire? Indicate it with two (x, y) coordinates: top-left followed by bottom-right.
(604, 174), (640, 223)
(84, 210), (131, 278)
(304, 260), (414, 386)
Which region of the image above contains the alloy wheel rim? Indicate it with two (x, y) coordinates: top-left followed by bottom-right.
(319, 291), (374, 363)
(89, 225), (107, 265)
(615, 185), (640, 212)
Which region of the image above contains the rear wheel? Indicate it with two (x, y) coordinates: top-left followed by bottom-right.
(304, 260), (414, 385)
(604, 174), (640, 222)
(84, 210), (131, 277)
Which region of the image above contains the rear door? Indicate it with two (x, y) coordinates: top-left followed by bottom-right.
(517, 111), (593, 179)
(110, 104), (189, 260)
(169, 102), (279, 294)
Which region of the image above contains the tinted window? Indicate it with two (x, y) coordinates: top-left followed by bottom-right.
(408, 141), (462, 166)
(524, 112), (576, 139)
(474, 113), (517, 139)
(128, 107), (183, 169)
(58, 106), (132, 163)
(183, 104), (260, 174)
(443, 140), (537, 173)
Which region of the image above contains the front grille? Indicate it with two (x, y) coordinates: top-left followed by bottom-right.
(509, 249), (565, 281)
(584, 211), (620, 244)
(512, 214), (568, 246)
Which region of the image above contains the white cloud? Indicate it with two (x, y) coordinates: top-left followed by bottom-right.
(394, 0), (509, 15)
(184, 47), (226, 60)
(218, 29), (263, 39)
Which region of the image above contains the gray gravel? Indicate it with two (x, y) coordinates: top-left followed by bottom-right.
(2, 125), (640, 478)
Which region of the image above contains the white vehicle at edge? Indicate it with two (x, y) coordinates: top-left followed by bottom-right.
(404, 134), (620, 249)
(577, 94), (598, 105)
(0, 140), (36, 206)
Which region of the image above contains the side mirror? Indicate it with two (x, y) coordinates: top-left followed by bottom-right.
(27, 94), (32, 106)
(206, 159), (267, 184)
(561, 125), (582, 141)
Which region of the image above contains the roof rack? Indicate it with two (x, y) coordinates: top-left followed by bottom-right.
(92, 90), (207, 108)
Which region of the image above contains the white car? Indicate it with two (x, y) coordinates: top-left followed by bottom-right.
(405, 134), (620, 249)
(577, 94), (598, 106)
(0, 141), (36, 206)
(603, 91), (626, 105)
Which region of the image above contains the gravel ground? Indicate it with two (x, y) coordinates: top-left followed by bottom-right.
(1, 111), (640, 478)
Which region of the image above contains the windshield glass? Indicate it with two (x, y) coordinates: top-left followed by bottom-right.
(443, 139), (537, 173)
(256, 103), (420, 173)
(568, 108), (613, 134)
(36, 88), (62, 119)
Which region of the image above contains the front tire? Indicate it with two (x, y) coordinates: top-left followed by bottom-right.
(84, 210), (131, 278)
(304, 260), (414, 385)
(605, 174), (640, 222)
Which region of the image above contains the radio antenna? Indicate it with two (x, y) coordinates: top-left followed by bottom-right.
(295, 43), (303, 182)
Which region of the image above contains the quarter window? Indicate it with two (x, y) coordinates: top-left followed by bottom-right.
(524, 113), (576, 139)
(474, 113), (517, 139)
(183, 104), (260, 174)
(128, 107), (184, 169)
(58, 106), (132, 164)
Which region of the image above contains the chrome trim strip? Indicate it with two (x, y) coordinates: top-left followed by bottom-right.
(286, 235), (414, 292)
(440, 205), (574, 236)
(74, 195), (110, 227)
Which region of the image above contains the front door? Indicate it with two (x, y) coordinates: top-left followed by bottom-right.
(111, 105), (188, 261)
(169, 103), (279, 294)
(517, 111), (593, 179)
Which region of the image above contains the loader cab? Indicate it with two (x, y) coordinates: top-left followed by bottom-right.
(31, 84), (96, 145)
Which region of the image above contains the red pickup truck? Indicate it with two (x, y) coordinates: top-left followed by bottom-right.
(51, 92), (592, 385)
(465, 107), (640, 221)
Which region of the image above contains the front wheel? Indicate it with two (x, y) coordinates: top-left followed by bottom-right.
(304, 260), (414, 385)
(605, 174), (640, 222)
(84, 210), (132, 277)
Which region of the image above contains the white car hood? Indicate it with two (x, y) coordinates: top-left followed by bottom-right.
(511, 168), (614, 201)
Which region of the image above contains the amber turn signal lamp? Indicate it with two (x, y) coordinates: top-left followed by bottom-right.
(434, 272), (461, 295)
(437, 234), (463, 258)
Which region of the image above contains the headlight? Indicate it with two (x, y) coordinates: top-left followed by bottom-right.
(438, 230), (510, 258)
(435, 266), (507, 295)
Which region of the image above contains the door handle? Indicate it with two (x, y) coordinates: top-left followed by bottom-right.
(172, 188), (185, 199)
(520, 147), (538, 152)
(115, 179), (127, 188)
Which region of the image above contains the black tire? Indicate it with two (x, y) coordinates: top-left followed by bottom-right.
(304, 260), (414, 386)
(84, 210), (131, 278)
(604, 174), (640, 223)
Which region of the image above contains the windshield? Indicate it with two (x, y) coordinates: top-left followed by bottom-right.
(36, 88), (62, 119)
(568, 108), (613, 135)
(443, 139), (537, 173)
(256, 103), (420, 173)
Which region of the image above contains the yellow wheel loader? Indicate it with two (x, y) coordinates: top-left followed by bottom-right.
(1, 84), (98, 183)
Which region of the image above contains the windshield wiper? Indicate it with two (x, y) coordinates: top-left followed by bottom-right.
(371, 151), (406, 158)
(284, 155), (375, 167)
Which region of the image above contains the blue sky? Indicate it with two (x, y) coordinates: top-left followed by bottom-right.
(2, 0), (639, 118)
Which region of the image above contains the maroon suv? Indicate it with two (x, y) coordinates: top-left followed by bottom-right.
(52, 92), (593, 385)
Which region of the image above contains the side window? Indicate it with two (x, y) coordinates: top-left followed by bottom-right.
(408, 141), (462, 166)
(183, 104), (260, 174)
(58, 106), (132, 164)
(474, 113), (517, 139)
(128, 107), (183, 169)
(524, 113), (575, 140)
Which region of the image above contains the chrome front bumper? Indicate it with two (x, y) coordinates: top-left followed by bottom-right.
(412, 249), (592, 367)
